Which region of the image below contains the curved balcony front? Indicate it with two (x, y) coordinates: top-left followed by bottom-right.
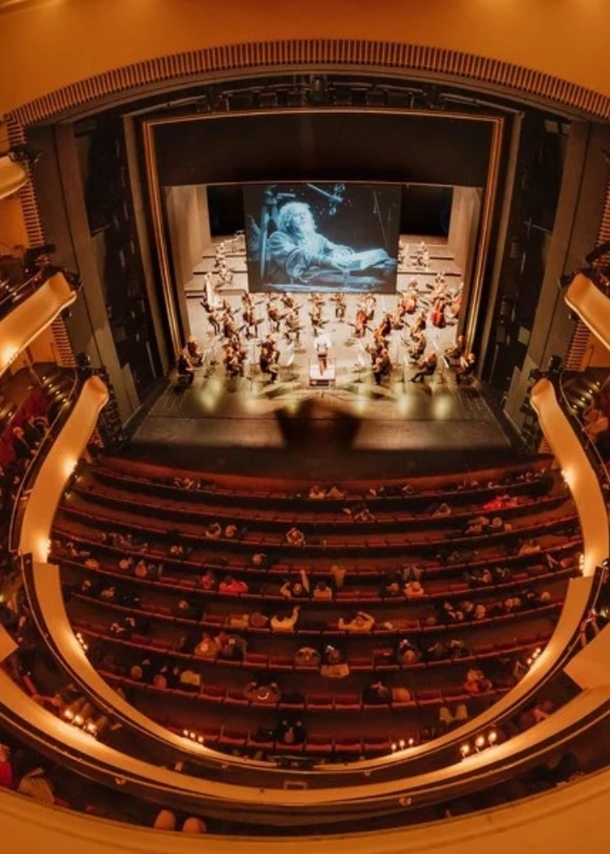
(0, 271), (78, 378)
(0, 154), (28, 200)
(565, 273), (610, 352)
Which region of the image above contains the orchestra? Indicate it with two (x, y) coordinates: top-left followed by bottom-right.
(181, 240), (472, 391)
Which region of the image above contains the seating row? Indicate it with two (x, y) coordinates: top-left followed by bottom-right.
(99, 668), (511, 713)
(75, 620), (549, 675)
(61, 555), (575, 605)
(56, 502), (579, 555)
(94, 457), (553, 510)
(53, 527), (583, 581)
(69, 590), (563, 638)
(75, 473), (561, 530)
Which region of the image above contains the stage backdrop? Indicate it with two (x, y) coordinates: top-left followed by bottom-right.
(244, 182), (401, 293)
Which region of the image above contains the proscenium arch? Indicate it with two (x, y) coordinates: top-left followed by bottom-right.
(7, 36), (610, 353)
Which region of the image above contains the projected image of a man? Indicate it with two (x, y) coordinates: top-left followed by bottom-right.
(265, 201), (355, 284)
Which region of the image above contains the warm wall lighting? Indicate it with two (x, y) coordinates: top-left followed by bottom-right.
(37, 537), (52, 561)
(62, 458), (77, 478)
(1, 344), (18, 365)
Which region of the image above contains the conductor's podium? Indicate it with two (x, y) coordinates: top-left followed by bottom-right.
(309, 359), (336, 387)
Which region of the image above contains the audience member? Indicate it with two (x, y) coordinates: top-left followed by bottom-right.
(338, 610), (375, 632)
(218, 574), (249, 595)
(244, 679), (281, 704)
(285, 526), (306, 546)
(270, 605), (300, 632)
(280, 569), (310, 599)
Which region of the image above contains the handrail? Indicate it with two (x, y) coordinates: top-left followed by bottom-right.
(530, 376), (609, 575)
(0, 269), (48, 319)
(556, 369), (610, 494)
(565, 272), (610, 353)
(7, 367), (79, 556)
(0, 271), (79, 378)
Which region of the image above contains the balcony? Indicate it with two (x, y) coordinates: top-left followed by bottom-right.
(0, 270), (80, 377)
(0, 153), (28, 200)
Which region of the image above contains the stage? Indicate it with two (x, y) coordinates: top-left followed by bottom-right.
(126, 233), (523, 478)
(129, 363), (521, 480)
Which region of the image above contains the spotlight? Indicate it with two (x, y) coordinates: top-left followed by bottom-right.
(488, 730), (498, 745)
(475, 735), (486, 750)
(459, 743), (471, 758)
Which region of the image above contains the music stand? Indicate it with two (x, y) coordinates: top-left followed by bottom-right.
(354, 351), (367, 384)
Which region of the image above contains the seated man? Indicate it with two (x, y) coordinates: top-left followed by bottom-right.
(409, 351), (437, 383)
(443, 334), (466, 366)
(308, 484), (327, 500)
(338, 610), (375, 633)
(455, 351), (476, 384)
(285, 526), (306, 547)
(280, 569), (310, 599)
(265, 201), (395, 287)
(176, 353), (195, 385)
(184, 336), (204, 367)
(218, 574), (249, 595)
(270, 605), (301, 632)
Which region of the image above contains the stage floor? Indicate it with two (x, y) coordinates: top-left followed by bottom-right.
(127, 235), (524, 479)
(129, 368), (522, 480)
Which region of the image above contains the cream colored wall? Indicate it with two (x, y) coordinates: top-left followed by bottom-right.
(1, 0), (610, 115)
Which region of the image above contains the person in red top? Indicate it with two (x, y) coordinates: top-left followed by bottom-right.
(218, 574), (249, 595)
(0, 745), (13, 789)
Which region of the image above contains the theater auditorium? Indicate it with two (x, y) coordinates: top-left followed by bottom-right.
(1, 2), (610, 852)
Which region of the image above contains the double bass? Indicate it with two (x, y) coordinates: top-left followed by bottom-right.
(354, 308), (368, 338)
(430, 296), (447, 329)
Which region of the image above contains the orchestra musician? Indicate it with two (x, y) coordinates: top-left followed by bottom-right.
(363, 293), (376, 321)
(240, 293), (260, 339)
(374, 312), (393, 341)
(224, 336), (247, 378)
(447, 283), (463, 319)
(267, 298), (283, 333)
(184, 336), (203, 367)
(353, 306), (368, 338)
(455, 351), (476, 384)
(409, 351), (438, 383)
(330, 292), (347, 321)
(310, 300), (325, 336)
(284, 309), (303, 345)
(407, 330), (427, 362)
(443, 334), (466, 367)
(201, 302), (221, 336)
(280, 293), (299, 312)
(222, 307), (239, 340)
(409, 310), (427, 337)
(430, 295), (447, 328)
(372, 345), (392, 386)
(259, 335), (280, 383)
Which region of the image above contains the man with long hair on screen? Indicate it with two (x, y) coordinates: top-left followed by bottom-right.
(265, 202), (353, 285)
